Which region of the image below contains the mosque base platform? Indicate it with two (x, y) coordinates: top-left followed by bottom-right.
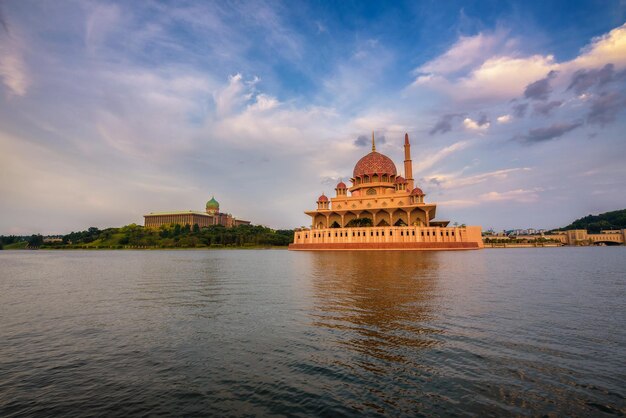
(288, 242), (481, 251)
(289, 226), (484, 251)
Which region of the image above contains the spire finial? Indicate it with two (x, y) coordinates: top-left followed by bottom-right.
(405, 133), (409, 145)
(372, 131), (376, 152)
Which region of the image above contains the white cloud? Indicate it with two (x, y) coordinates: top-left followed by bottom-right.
(459, 55), (556, 100)
(85, 3), (122, 53)
(424, 167), (532, 190)
(436, 185), (542, 209)
(418, 33), (500, 75)
(571, 23), (626, 70)
(411, 23), (626, 103)
(436, 199), (479, 208)
(412, 141), (469, 173)
(214, 73), (247, 117)
(248, 94), (280, 112)
(0, 33), (30, 97)
(497, 114), (512, 123)
(479, 188), (543, 203)
(463, 117), (490, 131)
(411, 28), (557, 101)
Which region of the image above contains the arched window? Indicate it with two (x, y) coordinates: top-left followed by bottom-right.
(367, 188), (376, 195)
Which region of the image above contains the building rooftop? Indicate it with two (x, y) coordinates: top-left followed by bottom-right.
(144, 211), (212, 216)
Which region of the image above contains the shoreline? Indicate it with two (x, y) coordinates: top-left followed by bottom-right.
(2, 246), (290, 251)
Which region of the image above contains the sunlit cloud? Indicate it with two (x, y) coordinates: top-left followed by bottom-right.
(0, 30), (30, 97)
(463, 117), (490, 131)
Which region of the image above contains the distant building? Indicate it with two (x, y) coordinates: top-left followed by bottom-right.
(144, 197), (250, 228)
(550, 229), (626, 246)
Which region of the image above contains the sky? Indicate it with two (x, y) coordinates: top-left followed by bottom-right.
(1, 0), (625, 234)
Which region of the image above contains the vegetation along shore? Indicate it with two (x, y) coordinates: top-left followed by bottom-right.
(0, 224), (294, 250)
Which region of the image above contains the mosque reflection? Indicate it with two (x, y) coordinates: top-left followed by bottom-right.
(309, 251), (444, 368)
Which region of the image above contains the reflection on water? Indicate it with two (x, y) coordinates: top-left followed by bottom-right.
(0, 249), (625, 417)
(311, 252), (443, 361)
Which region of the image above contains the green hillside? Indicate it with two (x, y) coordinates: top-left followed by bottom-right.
(1, 224), (295, 250)
(561, 209), (626, 233)
(59, 224), (293, 248)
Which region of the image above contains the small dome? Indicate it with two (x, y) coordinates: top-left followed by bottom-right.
(317, 194), (329, 202)
(206, 196), (219, 208)
(336, 181), (347, 189)
(410, 187), (425, 196)
(394, 176), (407, 184)
(353, 151), (397, 178)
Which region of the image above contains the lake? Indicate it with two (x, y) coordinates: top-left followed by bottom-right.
(1, 248), (625, 416)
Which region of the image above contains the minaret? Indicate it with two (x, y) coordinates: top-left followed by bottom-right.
(404, 133), (414, 191)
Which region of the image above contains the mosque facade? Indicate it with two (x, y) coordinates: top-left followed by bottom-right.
(289, 133), (483, 250)
(144, 197), (250, 229)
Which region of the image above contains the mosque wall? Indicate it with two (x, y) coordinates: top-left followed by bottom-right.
(291, 225), (484, 250)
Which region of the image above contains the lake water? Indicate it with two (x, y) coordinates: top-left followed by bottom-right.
(0, 248), (625, 417)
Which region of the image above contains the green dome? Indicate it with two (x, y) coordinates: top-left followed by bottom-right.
(206, 196), (219, 209)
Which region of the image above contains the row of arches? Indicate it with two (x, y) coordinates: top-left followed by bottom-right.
(354, 174), (398, 184)
(313, 209), (431, 229)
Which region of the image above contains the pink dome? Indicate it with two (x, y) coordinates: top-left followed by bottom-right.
(353, 151), (397, 178)
(317, 194), (329, 202)
(394, 176), (407, 184)
(410, 187), (424, 196)
(336, 181), (347, 189)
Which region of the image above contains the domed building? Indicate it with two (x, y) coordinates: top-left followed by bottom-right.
(290, 133), (483, 250)
(144, 196), (250, 228)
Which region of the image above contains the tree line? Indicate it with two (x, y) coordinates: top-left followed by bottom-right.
(1, 224), (294, 249)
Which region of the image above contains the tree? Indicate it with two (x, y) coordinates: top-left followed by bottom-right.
(346, 218), (373, 227)
(27, 234), (44, 248)
(192, 223), (200, 233)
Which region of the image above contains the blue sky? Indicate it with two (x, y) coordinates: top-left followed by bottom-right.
(1, 0), (625, 234)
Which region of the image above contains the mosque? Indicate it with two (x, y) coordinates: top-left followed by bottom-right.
(289, 133), (483, 250)
(144, 197), (250, 229)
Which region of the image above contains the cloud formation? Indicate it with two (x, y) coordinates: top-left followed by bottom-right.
(0, 24), (30, 97)
(523, 70), (557, 101)
(463, 115), (490, 131)
(429, 113), (464, 135)
(568, 63), (619, 94)
(533, 100), (562, 116)
(587, 92), (626, 125)
(512, 102), (528, 118)
(516, 121), (583, 143)
(354, 133), (386, 147)
(496, 114), (512, 123)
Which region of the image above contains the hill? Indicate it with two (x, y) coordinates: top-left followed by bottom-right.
(560, 209), (626, 233)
